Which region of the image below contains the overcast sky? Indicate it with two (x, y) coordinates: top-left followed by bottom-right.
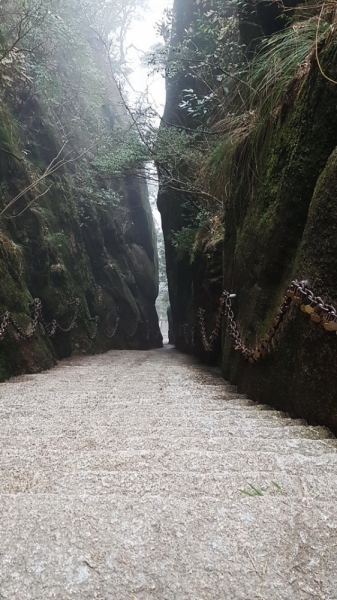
(126, 0), (173, 224)
(126, 0), (172, 114)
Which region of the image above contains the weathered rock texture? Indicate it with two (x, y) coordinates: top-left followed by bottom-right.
(0, 17), (161, 381)
(221, 46), (337, 434)
(159, 0), (337, 433)
(158, 0), (223, 358)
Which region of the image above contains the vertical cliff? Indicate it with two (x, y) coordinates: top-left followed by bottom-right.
(159, 0), (337, 433)
(0, 1), (162, 381)
(221, 40), (337, 432)
(158, 0), (224, 357)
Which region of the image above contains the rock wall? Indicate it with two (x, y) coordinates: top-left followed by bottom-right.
(0, 11), (161, 381)
(159, 0), (337, 433)
(222, 46), (337, 433)
(158, 0), (222, 357)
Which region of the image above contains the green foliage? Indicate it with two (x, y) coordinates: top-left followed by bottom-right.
(247, 17), (330, 126)
(197, 6), (334, 202)
(170, 204), (211, 257)
(0, 0), (163, 375)
(171, 227), (196, 255)
(76, 167), (122, 225)
(154, 0), (245, 124)
(154, 126), (208, 196)
(93, 128), (148, 178)
(239, 481), (284, 497)
(0, 0), (149, 148)
(239, 483), (264, 497)
(0, 106), (22, 155)
(0, 0), (153, 223)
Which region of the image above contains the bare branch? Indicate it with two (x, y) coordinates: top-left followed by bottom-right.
(0, 142), (96, 218)
(0, 148), (24, 162)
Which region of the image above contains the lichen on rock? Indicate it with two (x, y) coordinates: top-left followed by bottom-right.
(0, 1), (162, 380)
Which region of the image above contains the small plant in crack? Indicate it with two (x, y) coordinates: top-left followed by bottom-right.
(239, 484), (264, 497)
(239, 482), (285, 497)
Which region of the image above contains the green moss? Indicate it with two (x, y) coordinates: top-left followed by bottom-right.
(218, 43), (337, 432)
(0, 107), (23, 156)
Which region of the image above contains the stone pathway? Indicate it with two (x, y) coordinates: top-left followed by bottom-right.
(0, 347), (337, 599)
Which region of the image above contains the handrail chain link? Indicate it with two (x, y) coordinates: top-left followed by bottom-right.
(191, 280), (337, 362)
(100, 316), (120, 339)
(0, 298), (94, 342)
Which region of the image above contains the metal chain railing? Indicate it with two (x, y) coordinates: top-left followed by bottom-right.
(0, 299), (43, 341)
(42, 299), (82, 338)
(194, 279), (337, 363)
(88, 316), (100, 340)
(197, 291), (236, 353)
(6, 298), (44, 340)
(190, 324), (196, 347)
(88, 315), (121, 341)
(100, 316), (120, 339)
(0, 294), (124, 346)
(0, 311), (10, 340)
(179, 324), (189, 346)
(129, 320), (139, 339)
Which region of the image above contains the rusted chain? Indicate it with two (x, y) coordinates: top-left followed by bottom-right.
(42, 299), (81, 338)
(100, 316), (120, 339)
(88, 316), (99, 340)
(129, 320), (139, 339)
(0, 299), (44, 341)
(177, 323), (197, 348)
(191, 324), (196, 347)
(197, 291), (237, 353)
(0, 297), (123, 346)
(145, 320), (150, 341)
(8, 298), (43, 340)
(84, 313), (121, 342)
(198, 280), (337, 362)
(0, 312), (11, 340)
(179, 324), (189, 346)
(0, 298), (81, 341)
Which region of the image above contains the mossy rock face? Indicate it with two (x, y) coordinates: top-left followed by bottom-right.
(158, 187), (194, 351)
(0, 87), (161, 380)
(190, 226), (224, 364)
(221, 57), (337, 434)
(157, 0), (227, 358)
(159, 180), (224, 357)
(160, 0), (337, 432)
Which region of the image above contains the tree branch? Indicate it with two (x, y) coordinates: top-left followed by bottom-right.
(0, 148), (24, 162)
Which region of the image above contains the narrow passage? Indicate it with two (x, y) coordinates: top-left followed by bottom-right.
(1, 347), (336, 599)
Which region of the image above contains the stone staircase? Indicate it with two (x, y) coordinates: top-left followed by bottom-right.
(0, 347), (336, 599)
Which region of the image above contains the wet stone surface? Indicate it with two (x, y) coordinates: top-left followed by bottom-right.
(0, 346), (336, 599)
